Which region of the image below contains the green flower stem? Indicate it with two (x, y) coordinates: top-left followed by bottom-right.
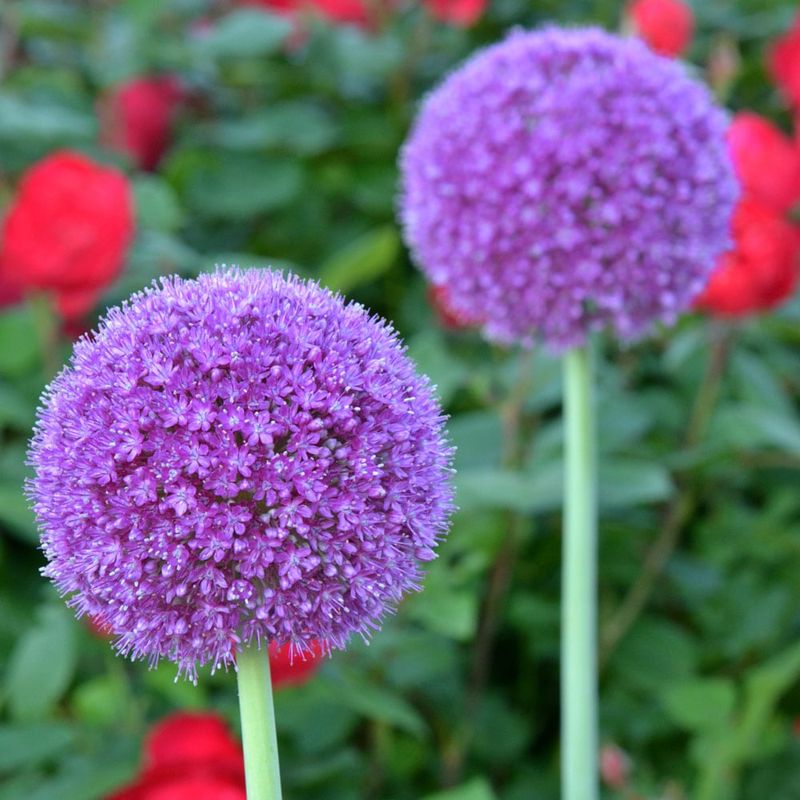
(237, 643), (282, 800)
(561, 344), (598, 800)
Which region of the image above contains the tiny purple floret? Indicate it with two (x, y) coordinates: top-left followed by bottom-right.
(399, 27), (739, 349)
(28, 269), (454, 679)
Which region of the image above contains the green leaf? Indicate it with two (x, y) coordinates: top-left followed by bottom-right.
(713, 403), (800, 455)
(406, 583), (477, 641)
(319, 227), (399, 294)
(422, 777), (497, 800)
(72, 674), (131, 727)
(0, 482), (38, 544)
(320, 673), (427, 737)
(197, 10), (292, 59)
(406, 329), (469, 407)
(181, 153), (303, 220)
(206, 103), (338, 155)
(0, 93), (95, 143)
(600, 461), (673, 508)
(0, 306), (41, 377)
(663, 678), (736, 731)
(612, 618), (698, 693)
(0, 722), (75, 772)
(133, 175), (183, 232)
(4, 605), (78, 721)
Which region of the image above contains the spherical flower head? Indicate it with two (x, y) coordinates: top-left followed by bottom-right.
(399, 27), (738, 350)
(29, 269), (454, 679)
(627, 0), (694, 58)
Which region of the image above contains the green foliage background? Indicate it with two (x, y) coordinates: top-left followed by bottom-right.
(1, 1), (800, 798)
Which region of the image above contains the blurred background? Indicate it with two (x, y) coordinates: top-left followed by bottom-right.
(2, 0), (800, 798)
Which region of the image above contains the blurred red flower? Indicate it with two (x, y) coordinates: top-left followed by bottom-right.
(768, 12), (800, 109)
(693, 198), (799, 316)
(727, 112), (800, 216)
(599, 743), (631, 790)
(268, 640), (324, 687)
(627, 0), (693, 58)
(425, 0), (486, 27)
(100, 77), (184, 171)
(0, 151), (134, 320)
(108, 712), (246, 800)
(428, 284), (480, 331)
(239, 0), (370, 25)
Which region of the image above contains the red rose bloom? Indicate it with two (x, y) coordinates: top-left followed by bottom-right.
(142, 713), (245, 775)
(107, 713), (246, 800)
(428, 284), (481, 331)
(768, 12), (800, 109)
(269, 640), (324, 687)
(101, 77), (183, 171)
(0, 151), (134, 319)
(424, 0), (486, 27)
(628, 0), (694, 58)
(694, 198), (800, 316)
(239, 0), (369, 26)
(727, 113), (800, 216)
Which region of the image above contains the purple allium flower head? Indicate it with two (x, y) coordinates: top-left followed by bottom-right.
(28, 269), (454, 679)
(399, 27), (739, 350)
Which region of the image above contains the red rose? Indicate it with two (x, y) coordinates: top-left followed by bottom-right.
(728, 113), (800, 216)
(269, 640), (324, 687)
(101, 77), (184, 171)
(109, 771), (246, 800)
(424, 0), (486, 27)
(239, 0), (370, 26)
(628, 0), (693, 58)
(694, 198), (800, 317)
(428, 284), (481, 331)
(107, 713), (246, 800)
(142, 712), (245, 775)
(768, 12), (800, 109)
(0, 151), (134, 319)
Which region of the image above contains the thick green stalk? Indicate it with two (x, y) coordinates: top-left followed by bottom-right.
(237, 643), (282, 800)
(561, 344), (598, 800)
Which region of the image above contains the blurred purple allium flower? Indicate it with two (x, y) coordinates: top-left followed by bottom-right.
(29, 269), (454, 679)
(399, 27), (738, 349)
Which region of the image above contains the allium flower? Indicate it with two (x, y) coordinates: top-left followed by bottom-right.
(109, 712), (245, 800)
(727, 113), (800, 216)
(0, 151), (134, 320)
(693, 198), (799, 316)
(100, 76), (184, 172)
(768, 12), (800, 109)
(30, 269), (453, 678)
(399, 28), (737, 349)
(627, 0), (694, 58)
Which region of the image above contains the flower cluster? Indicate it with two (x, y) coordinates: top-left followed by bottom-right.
(109, 712), (245, 799)
(30, 269), (454, 679)
(694, 115), (800, 316)
(627, 0), (694, 58)
(100, 76), (184, 172)
(0, 151), (134, 321)
(400, 27), (737, 349)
